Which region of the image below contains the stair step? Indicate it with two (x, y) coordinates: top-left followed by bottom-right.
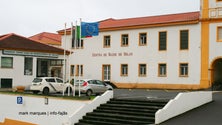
(75, 98), (169, 125)
(97, 106), (158, 113)
(100, 103), (162, 110)
(108, 100), (167, 107)
(77, 119), (128, 125)
(82, 115), (154, 124)
(94, 109), (155, 116)
(86, 112), (154, 120)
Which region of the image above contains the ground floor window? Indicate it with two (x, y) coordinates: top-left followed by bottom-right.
(179, 63), (189, 77)
(76, 65), (83, 76)
(24, 57), (33, 75)
(139, 64), (147, 77)
(0, 78), (12, 88)
(159, 63), (167, 77)
(1, 57), (13, 68)
(103, 65), (111, 81)
(121, 64), (128, 76)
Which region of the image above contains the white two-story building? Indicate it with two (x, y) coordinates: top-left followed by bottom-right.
(58, 0), (222, 89)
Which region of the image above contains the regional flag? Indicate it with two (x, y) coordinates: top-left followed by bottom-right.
(81, 22), (99, 37)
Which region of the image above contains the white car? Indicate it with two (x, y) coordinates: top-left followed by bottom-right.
(72, 79), (113, 96)
(30, 77), (73, 95)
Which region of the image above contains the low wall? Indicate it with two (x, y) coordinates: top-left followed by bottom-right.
(155, 91), (213, 124)
(69, 90), (113, 124)
(0, 94), (90, 125)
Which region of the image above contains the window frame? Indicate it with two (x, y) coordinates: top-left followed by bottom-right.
(139, 33), (147, 46)
(158, 63), (167, 77)
(180, 29), (189, 50)
(179, 63), (189, 77)
(103, 35), (111, 48)
(120, 64), (128, 76)
(121, 34), (129, 47)
(159, 31), (167, 51)
(76, 65), (83, 76)
(138, 64), (147, 77)
(217, 26), (222, 42)
(1, 57), (13, 68)
(24, 57), (33, 75)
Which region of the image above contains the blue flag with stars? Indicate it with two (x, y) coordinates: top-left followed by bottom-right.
(81, 22), (99, 37)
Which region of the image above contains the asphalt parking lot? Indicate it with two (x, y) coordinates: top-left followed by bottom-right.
(114, 89), (222, 125)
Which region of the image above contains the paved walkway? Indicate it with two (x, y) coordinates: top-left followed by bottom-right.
(114, 89), (222, 125)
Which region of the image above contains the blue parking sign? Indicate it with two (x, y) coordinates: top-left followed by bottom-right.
(17, 96), (23, 104)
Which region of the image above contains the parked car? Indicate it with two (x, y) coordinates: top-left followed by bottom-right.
(72, 79), (113, 96)
(30, 77), (73, 95)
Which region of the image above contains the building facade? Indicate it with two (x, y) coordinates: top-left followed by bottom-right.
(58, 0), (222, 89)
(0, 34), (68, 88)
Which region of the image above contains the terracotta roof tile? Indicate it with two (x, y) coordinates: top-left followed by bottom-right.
(29, 32), (61, 46)
(99, 11), (200, 30)
(0, 33), (67, 55)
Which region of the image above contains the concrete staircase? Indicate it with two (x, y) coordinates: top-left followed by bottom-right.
(75, 98), (169, 125)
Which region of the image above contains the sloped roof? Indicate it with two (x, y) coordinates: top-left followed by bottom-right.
(99, 11), (200, 31)
(57, 11), (200, 34)
(0, 33), (68, 55)
(29, 32), (61, 46)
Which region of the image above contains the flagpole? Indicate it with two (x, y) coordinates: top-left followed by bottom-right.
(73, 21), (77, 97)
(78, 18), (82, 97)
(63, 23), (67, 96)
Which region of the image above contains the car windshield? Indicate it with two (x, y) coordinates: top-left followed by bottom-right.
(32, 78), (42, 83)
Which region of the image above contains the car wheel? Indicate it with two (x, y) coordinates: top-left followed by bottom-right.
(43, 87), (49, 95)
(86, 90), (93, 96)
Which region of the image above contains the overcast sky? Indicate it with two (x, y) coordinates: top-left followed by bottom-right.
(0, 0), (200, 37)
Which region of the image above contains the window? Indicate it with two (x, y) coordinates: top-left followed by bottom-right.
(121, 34), (129, 47)
(139, 64), (146, 76)
(121, 64), (128, 76)
(103, 65), (111, 81)
(24, 57), (33, 75)
(1, 57), (13, 68)
(217, 26), (222, 42)
(46, 78), (56, 83)
(50, 60), (62, 66)
(70, 65), (75, 76)
(159, 31), (167, 50)
(180, 30), (189, 50)
(76, 65), (83, 76)
(139, 33), (147, 46)
(73, 39), (84, 49)
(104, 35), (111, 48)
(56, 78), (63, 83)
(180, 63), (189, 77)
(0, 78), (12, 88)
(158, 64), (167, 77)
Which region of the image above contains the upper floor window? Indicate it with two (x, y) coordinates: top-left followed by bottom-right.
(180, 30), (189, 50)
(217, 26), (222, 42)
(104, 35), (111, 48)
(139, 33), (147, 46)
(1, 57), (13, 68)
(159, 31), (167, 51)
(121, 34), (129, 47)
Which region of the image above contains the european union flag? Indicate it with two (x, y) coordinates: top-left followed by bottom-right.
(81, 22), (99, 37)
